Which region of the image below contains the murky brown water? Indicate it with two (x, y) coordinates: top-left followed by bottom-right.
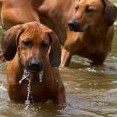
(0, 1), (117, 117)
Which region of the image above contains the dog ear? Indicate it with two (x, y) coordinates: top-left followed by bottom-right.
(48, 31), (61, 67)
(1, 25), (24, 61)
(103, 0), (117, 26)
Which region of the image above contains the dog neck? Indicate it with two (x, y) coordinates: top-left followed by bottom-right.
(86, 22), (109, 41)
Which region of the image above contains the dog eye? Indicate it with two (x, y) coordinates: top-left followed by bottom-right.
(23, 40), (32, 47)
(86, 6), (95, 13)
(41, 40), (50, 48)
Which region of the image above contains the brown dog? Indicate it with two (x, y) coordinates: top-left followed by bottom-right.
(1, 22), (65, 103)
(61, 0), (117, 67)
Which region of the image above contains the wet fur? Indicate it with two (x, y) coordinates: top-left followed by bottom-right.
(1, 22), (65, 103)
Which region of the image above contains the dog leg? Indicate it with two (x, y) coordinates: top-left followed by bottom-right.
(60, 48), (71, 67)
(52, 88), (66, 104)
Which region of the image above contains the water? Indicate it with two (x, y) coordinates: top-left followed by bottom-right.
(0, 2), (117, 117)
(19, 69), (44, 110)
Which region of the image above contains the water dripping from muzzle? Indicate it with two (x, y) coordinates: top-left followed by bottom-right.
(25, 77), (33, 110)
(19, 69), (30, 84)
(18, 69), (33, 109)
(39, 71), (43, 83)
(19, 69), (44, 109)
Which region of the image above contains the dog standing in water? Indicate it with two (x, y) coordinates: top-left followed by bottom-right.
(61, 0), (117, 67)
(1, 22), (65, 103)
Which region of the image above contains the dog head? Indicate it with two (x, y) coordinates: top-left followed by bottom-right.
(1, 22), (61, 72)
(68, 0), (117, 32)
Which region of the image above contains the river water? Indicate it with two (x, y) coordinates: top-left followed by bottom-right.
(0, 1), (117, 117)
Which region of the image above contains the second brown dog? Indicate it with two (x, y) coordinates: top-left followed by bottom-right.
(61, 0), (117, 67)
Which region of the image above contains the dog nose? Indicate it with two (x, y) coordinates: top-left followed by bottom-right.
(68, 19), (78, 31)
(29, 58), (43, 72)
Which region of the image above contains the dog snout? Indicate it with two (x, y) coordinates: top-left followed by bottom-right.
(68, 19), (88, 32)
(68, 19), (79, 32)
(28, 58), (43, 72)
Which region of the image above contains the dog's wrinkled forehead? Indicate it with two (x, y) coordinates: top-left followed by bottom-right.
(20, 22), (50, 41)
(75, 0), (104, 9)
(76, 0), (102, 4)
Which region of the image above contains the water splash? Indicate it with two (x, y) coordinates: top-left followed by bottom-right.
(25, 77), (33, 110)
(19, 69), (30, 84)
(18, 69), (44, 109)
(18, 69), (33, 109)
(19, 69), (44, 84)
(0, 84), (7, 92)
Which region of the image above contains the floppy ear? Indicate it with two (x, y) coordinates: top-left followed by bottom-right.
(103, 0), (117, 26)
(48, 31), (61, 67)
(1, 25), (24, 61)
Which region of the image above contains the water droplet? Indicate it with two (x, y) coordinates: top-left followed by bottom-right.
(19, 69), (34, 109)
(25, 77), (33, 109)
(39, 71), (43, 83)
(19, 69), (30, 84)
